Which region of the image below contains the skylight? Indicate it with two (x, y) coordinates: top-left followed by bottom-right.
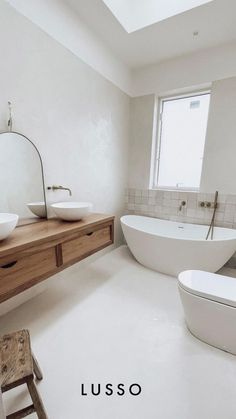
(102, 0), (213, 33)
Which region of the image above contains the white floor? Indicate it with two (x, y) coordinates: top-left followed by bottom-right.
(1, 246), (236, 419)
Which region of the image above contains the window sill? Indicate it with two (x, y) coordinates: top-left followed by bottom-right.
(151, 187), (199, 193)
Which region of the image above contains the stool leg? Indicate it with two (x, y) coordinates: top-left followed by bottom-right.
(27, 378), (48, 419)
(32, 354), (43, 381)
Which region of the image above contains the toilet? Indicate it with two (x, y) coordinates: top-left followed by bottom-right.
(178, 270), (236, 355)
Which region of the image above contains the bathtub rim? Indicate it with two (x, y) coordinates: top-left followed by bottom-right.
(120, 214), (236, 243)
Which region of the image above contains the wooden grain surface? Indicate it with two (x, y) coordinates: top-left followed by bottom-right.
(0, 214), (114, 259)
(26, 378), (48, 418)
(0, 330), (33, 390)
(62, 226), (111, 265)
(0, 215), (114, 304)
(0, 248), (56, 303)
(0, 331), (48, 418)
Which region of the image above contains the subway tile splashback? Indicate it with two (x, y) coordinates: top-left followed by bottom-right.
(125, 189), (236, 229)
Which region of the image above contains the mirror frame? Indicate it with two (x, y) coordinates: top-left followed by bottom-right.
(0, 130), (48, 222)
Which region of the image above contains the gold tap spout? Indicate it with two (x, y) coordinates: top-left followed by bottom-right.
(47, 185), (72, 196)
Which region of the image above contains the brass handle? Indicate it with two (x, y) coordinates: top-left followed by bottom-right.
(0, 261), (18, 269)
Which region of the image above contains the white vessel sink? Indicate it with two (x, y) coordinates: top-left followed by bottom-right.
(0, 213), (19, 240)
(27, 202), (47, 218)
(51, 202), (92, 221)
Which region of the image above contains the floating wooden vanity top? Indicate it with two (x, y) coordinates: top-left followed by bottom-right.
(0, 213), (114, 303)
(0, 213), (114, 258)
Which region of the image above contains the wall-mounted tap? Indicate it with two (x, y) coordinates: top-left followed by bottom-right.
(47, 185), (72, 196)
(179, 201), (186, 211)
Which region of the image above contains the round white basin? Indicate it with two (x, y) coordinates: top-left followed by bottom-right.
(51, 202), (92, 221)
(27, 202), (47, 218)
(0, 213), (19, 240)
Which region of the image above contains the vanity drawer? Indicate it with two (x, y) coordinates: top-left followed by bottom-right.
(0, 247), (57, 301)
(62, 225), (112, 265)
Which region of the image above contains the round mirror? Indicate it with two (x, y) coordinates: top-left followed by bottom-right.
(0, 131), (47, 225)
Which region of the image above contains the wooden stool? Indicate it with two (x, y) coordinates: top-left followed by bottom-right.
(0, 330), (48, 419)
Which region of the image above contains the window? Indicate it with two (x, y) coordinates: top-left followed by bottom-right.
(153, 92), (210, 190)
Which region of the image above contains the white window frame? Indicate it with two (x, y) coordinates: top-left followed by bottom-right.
(152, 90), (211, 192)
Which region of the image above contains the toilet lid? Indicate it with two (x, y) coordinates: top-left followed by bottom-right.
(178, 270), (236, 308)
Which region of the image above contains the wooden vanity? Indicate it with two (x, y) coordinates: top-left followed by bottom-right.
(0, 214), (114, 303)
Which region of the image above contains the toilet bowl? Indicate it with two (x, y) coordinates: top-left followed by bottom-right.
(178, 270), (236, 355)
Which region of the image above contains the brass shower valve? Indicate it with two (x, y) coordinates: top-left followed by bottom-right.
(199, 201), (218, 209)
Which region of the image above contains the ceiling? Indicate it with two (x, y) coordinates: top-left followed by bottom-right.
(102, 0), (213, 33)
(65, 0), (236, 69)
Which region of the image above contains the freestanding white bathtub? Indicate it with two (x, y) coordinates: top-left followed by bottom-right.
(121, 215), (236, 276)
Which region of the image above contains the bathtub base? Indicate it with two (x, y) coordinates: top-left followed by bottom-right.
(179, 286), (236, 356)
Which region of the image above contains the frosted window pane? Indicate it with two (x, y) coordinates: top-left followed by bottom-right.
(157, 93), (210, 189)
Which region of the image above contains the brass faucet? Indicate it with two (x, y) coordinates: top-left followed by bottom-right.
(179, 200), (186, 211)
(47, 185), (72, 196)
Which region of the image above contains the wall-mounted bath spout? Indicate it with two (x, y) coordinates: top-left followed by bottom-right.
(47, 185), (72, 196)
(179, 201), (186, 211)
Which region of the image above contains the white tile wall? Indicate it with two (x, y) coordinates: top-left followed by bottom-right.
(125, 188), (236, 229)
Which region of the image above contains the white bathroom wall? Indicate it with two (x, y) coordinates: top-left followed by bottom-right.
(0, 1), (130, 244)
(0, 0), (130, 314)
(201, 77), (236, 194)
(128, 39), (236, 193)
(0, 133), (44, 218)
(5, 0), (131, 94)
(129, 95), (156, 189)
(128, 79), (236, 195)
(132, 41), (236, 97)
